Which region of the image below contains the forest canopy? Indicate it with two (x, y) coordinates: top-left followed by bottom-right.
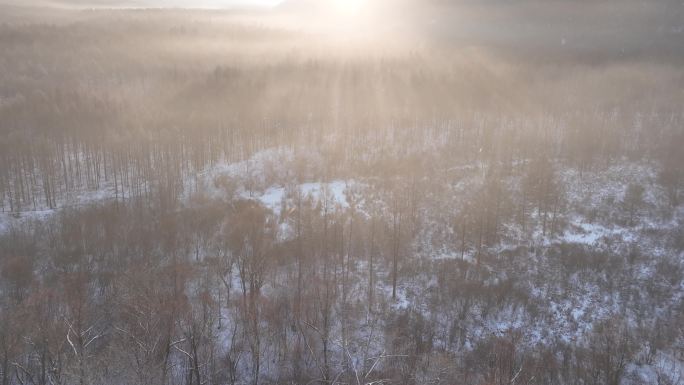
(0, 1), (683, 385)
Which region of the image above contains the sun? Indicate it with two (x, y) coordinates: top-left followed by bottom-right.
(305, 0), (378, 40)
(330, 0), (367, 15)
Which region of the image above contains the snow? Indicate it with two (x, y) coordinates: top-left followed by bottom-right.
(561, 219), (634, 246)
(0, 215), (8, 234)
(390, 288), (411, 310)
(626, 351), (684, 385)
(249, 180), (353, 213)
(0, 185), (120, 235)
(0, 148), (355, 235)
(1, 147), (682, 382)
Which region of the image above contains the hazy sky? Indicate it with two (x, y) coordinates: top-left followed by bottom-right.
(1, 0), (284, 8)
(131, 0), (283, 7)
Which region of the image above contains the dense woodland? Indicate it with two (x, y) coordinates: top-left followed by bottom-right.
(0, 2), (683, 385)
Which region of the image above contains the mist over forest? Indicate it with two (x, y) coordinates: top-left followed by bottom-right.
(0, 1), (683, 385)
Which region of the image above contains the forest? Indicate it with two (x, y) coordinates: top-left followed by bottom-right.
(0, 1), (683, 384)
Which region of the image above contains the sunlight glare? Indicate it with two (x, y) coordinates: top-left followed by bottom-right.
(331, 0), (367, 15)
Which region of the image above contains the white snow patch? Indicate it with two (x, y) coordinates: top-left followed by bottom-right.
(561, 218), (634, 246)
(247, 180), (355, 213)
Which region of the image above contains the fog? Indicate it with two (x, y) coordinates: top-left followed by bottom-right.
(0, 1), (683, 385)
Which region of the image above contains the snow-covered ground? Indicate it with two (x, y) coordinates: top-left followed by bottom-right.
(2, 147), (682, 384)
(627, 351), (684, 385)
(0, 184), (119, 234)
(248, 180), (353, 213)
